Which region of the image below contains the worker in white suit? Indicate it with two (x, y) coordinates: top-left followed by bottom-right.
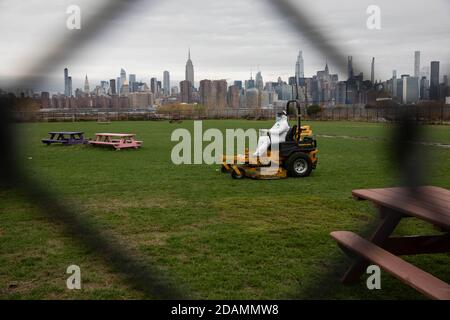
(253, 110), (290, 157)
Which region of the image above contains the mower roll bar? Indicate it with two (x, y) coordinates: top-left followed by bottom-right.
(286, 99), (302, 142)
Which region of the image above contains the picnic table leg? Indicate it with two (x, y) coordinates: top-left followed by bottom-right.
(341, 207), (404, 285)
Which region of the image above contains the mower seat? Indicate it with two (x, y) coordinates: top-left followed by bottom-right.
(285, 125), (297, 142)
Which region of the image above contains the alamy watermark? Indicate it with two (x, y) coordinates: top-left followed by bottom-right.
(366, 5), (381, 30)
(66, 5), (81, 30)
(170, 121), (281, 175)
(66, 264), (81, 290)
(366, 265), (381, 290)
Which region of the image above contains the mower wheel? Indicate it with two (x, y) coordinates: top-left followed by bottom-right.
(231, 167), (246, 179)
(286, 152), (313, 177)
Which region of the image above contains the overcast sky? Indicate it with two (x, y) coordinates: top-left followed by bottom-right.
(0, 0), (449, 93)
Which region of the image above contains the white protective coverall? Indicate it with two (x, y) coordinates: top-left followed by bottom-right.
(253, 114), (290, 157)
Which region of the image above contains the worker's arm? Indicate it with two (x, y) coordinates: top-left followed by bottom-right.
(268, 118), (290, 136)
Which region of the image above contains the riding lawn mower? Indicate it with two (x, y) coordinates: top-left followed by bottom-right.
(221, 100), (318, 179)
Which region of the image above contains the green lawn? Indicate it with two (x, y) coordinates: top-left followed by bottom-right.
(0, 120), (449, 299)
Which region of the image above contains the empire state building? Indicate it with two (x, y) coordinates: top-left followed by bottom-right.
(185, 49), (194, 88)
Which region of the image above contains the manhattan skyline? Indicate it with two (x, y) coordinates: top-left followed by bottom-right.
(0, 0), (449, 92)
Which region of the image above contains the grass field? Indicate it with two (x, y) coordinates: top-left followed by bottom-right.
(1, 120), (449, 299)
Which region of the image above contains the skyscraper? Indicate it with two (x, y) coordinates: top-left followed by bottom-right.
(163, 71), (170, 96)
(347, 56), (354, 80)
(402, 75), (419, 104)
(150, 77), (158, 95)
(110, 79), (116, 95)
(185, 49), (194, 88)
(371, 57), (375, 84)
(295, 51), (304, 85)
(119, 68), (126, 93)
(392, 70), (397, 97)
(227, 85), (241, 109)
(64, 68), (69, 96)
(116, 77), (121, 95)
(68, 77), (72, 97)
(84, 75), (90, 94)
(414, 51), (420, 78)
(129, 74), (136, 93)
(180, 80), (192, 103)
(255, 71), (264, 91)
(430, 61), (440, 100)
(120, 78), (129, 96)
(64, 68), (72, 96)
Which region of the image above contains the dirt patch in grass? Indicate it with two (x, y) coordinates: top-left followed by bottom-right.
(82, 195), (188, 212)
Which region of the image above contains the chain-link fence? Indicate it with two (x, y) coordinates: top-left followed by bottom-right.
(1, 0), (446, 300)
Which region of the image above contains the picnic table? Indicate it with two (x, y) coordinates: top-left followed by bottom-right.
(88, 133), (142, 150)
(331, 186), (450, 300)
(42, 131), (86, 146)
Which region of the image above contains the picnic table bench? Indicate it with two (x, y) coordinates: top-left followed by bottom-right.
(331, 186), (450, 300)
(42, 131), (87, 146)
(88, 133), (142, 150)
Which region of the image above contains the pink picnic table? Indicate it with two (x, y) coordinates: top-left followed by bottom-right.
(88, 133), (142, 150)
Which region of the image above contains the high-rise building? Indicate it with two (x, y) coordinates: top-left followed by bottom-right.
(185, 49), (194, 88)
(200, 80), (213, 108)
(120, 68), (126, 87)
(215, 80), (227, 109)
(430, 61), (440, 100)
(180, 80), (192, 103)
(227, 85), (241, 109)
(171, 86), (179, 95)
(414, 51), (420, 78)
(371, 57), (375, 84)
(163, 71), (170, 96)
(420, 76), (429, 100)
(199, 79), (227, 109)
(245, 88), (259, 108)
(347, 56), (354, 80)
(295, 51), (304, 85)
(392, 70), (397, 97)
(84, 75), (90, 94)
(129, 74), (136, 93)
(116, 77), (121, 95)
(150, 77), (158, 95)
(64, 68), (69, 96)
(402, 75), (419, 104)
(64, 68), (72, 96)
(67, 76), (72, 97)
(255, 71), (264, 91)
(120, 78), (129, 97)
(110, 79), (116, 95)
(41, 92), (50, 108)
(233, 80), (243, 90)
(157, 81), (162, 95)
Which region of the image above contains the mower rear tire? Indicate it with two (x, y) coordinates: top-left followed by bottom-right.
(286, 152), (313, 177)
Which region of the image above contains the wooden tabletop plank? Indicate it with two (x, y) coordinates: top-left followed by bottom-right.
(352, 187), (450, 230)
(331, 231), (450, 300)
(48, 131), (84, 135)
(95, 133), (135, 137)
(385, 186), (450, 206)
(374, 188), (450, 211)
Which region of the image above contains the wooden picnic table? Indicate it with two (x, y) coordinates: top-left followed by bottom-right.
(88, 133), (142, 150)
(331, 186), (450, 300)
(42, 131), (86, 145)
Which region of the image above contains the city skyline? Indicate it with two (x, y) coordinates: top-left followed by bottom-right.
(56, 49), (448, 96)
(0, 0), (449, 92)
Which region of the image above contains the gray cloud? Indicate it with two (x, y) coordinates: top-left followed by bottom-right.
(0, 0), (448, 93)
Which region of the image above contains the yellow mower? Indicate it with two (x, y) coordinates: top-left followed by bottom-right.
(221, 100), (318, 179)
